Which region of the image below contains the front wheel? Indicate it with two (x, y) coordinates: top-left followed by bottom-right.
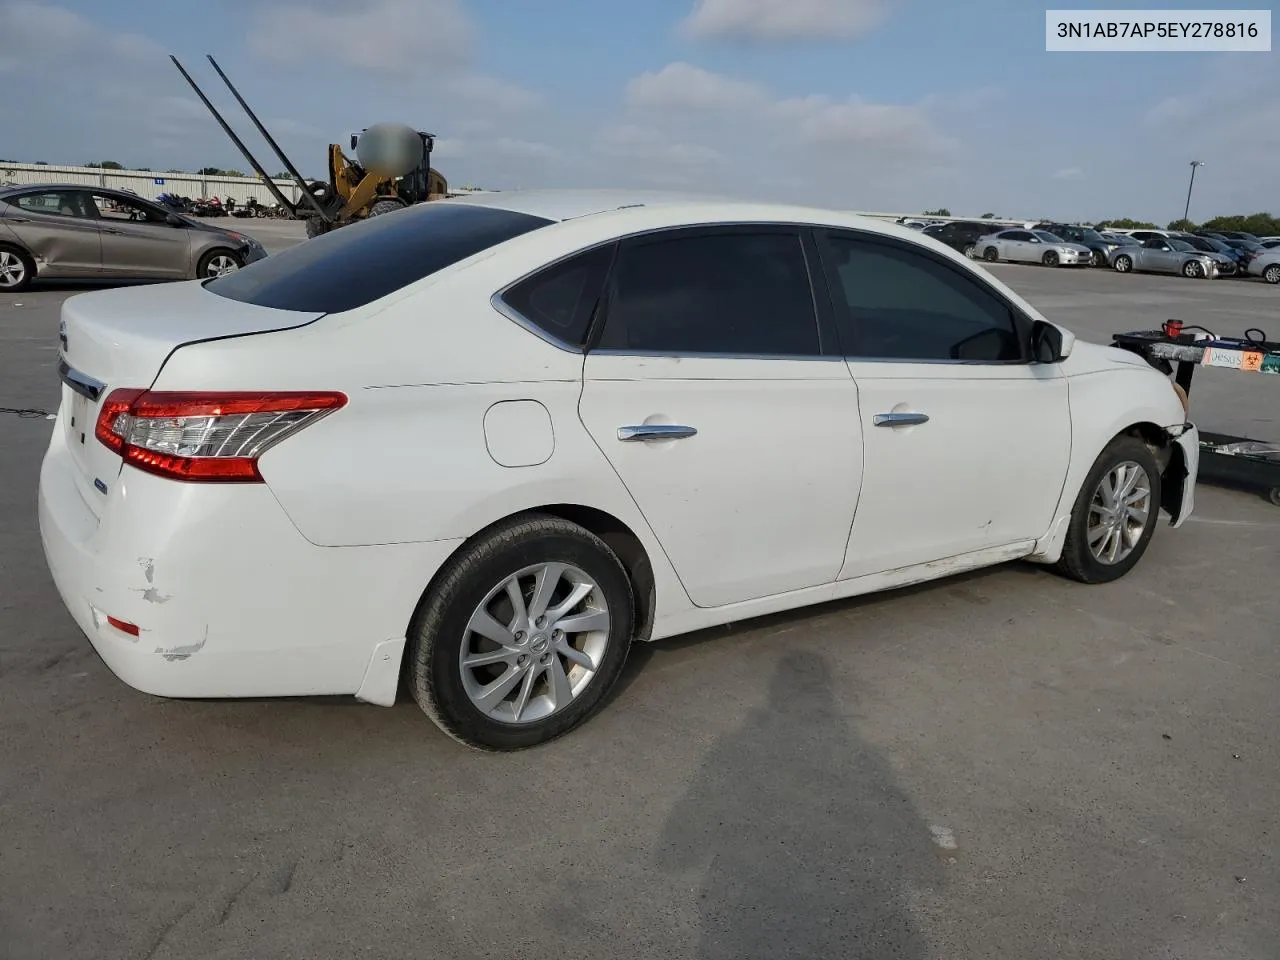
(1054, 436), (1162, 584)
(1182, 260), (1203, 278)
(1042, 250), (1060, 267)
(367, 198), (406, 218)
(1263, 263), (1280, 284)
(408, 514), (635, 750)
(196, 248), (242, 279)
(982, 246), (999, 262)
(1114, 254), (1133, 273)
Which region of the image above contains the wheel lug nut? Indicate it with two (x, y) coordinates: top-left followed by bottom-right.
(535, 616), (546, 628)
(517, 655), (528, 666)
(540, 654), (550, 664)
(514, 631), (526, 644)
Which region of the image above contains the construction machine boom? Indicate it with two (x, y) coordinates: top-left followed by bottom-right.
(171, 55), (448, 238)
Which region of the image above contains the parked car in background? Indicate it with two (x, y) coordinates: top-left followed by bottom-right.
(1218, 238), (1266, 274)
(922, 220), (1003, 258)
(1034, 223), (1120, 266)
(1257, 238), (1280, 249)
(1171, 235), (1238, 276)
(1200, 230), (1259, 242)
(1247, 249), (1280, 284)
(0, 184), (266, 292)
(977, 229), (1093, 267)
(38, 190), (1199, 749)
(1112, 236), (1219, 278)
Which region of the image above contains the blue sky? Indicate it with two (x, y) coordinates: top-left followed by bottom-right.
(0, 0), (1274, 222)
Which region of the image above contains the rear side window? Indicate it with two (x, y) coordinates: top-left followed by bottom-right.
(597, 231), (820, 356)
(499, 244), (614, 348)
(207, 202), (552, 313)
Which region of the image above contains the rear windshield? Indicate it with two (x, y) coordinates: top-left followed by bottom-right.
(206, 202), (553, 313)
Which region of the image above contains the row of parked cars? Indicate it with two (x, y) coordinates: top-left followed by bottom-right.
(908, 219), (1280, 284)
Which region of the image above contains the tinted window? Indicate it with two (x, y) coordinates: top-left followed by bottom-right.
(597, 231), (820, 356)
(500, 244), (614, 348)
(1033, 231), (1063, 243)
(1168, 239), (1194, 252)
(823, 234), (1024, 363)
(207, 202), (552, 313)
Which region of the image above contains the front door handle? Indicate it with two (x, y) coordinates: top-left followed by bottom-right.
(618, 424), (698, 442)
(10, 216), (30, 223)
(873, 412), (929, 427)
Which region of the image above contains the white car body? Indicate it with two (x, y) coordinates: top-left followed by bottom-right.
(977, 229), (1094, 266)
(1247, 249), (1280, 283)
(38, 190), (1200, 742)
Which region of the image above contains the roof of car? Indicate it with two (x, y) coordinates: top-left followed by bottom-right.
(0, 183), (135, 196)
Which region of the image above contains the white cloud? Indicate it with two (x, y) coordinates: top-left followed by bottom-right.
(248, 0), (473, 74)
(1051, 167), (1084, 180)
(444, 74), (544, 114)
(680, 0), (887, 41)
(627, 62), (765, 112)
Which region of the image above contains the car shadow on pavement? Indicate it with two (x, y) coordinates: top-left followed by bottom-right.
(653, 649), (947, 959)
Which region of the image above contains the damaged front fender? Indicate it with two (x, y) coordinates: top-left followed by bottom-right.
(1161, 423), (1200, 528)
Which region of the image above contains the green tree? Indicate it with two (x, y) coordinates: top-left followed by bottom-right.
(99, 160), (124, 170)
(198, 166), (223, 176)
(165, 168), (186, 174)
(923, 207), (951, 217)
(1201, 213), (1280, 235)
(980, 212), (998, 219)
(1166, 218), (1196, 232)
(223, 169), (247, 178)
(1096, 217), (1158, 230)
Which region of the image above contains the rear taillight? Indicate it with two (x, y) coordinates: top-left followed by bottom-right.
(94, 390), (347, 482)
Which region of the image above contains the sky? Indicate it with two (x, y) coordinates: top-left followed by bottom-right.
(0, 0), (1275, 223)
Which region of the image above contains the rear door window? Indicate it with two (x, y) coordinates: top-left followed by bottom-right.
(207, 202), (552, 313)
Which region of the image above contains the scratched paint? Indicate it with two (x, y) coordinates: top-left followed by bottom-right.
(155, 628), (207, 662)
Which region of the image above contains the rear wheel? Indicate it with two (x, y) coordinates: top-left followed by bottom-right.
(408, 514), (635, 750)
(0, 245), (34, 292)
(982, 246), (998, 262)
(962, 243), (976, 258)
(1042, 250), (1059, 267)
(196, 248), (242, 279)
(1054, 436), (1162, 584)
(1263, 263), (1280, 284)
(1114, 254), (1133, 273)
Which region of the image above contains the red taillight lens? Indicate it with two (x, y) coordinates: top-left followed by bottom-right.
(94, 390), (347, 483)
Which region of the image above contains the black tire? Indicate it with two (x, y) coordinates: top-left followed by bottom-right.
(1053, 436), (1162, 584)
(1114, 254), (1133, 273)
(304, 217), (329, 239)
(982, 246), (998, 262)
(1263, 263), (1280, 285)
(1269, 487), (1280, 507)
(1182, 260), (1203, 278)
(196, 248), (243, 279)
(0, 244), (35, 293)
(408, 514), (635, 751)
(367, 198), (406, 218)
(1042, 250), (1059, 267)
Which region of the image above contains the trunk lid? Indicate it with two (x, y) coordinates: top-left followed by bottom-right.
(57, 279), (323, 517)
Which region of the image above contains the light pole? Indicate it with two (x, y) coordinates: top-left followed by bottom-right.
(1183, 160), (1204, 224)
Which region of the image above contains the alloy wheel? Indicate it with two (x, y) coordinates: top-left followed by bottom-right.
(460, 562), (611, 725)
(0, 251), (26, 288)
(205, 255), (239, 278)
(1087, 461), (1152, 565)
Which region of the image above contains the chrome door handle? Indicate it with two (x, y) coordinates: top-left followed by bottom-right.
(873, 412), (929, 427)
(617, 424), (698, 442)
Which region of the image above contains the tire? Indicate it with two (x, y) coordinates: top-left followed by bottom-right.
(982, 246), (998, 262)
(0, 244), (35, 292)
(1053, 436), (1162, 584)
(962, 243), (976, 258)
(408, 514), (635, 751)
(1114, 254), (1133, 273)
(367, 198), (406, 218)
(304, 217), (329, 239)
(1042, 250), (1059, 267)
(196, 248), (242, 279)
(1182, 260), (1203, 279)
(1263, 263), (1280, 285)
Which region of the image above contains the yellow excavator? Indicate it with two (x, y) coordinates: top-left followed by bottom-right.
(171, 55), (448, 238)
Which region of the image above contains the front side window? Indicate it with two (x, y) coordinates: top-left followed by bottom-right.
(596, 230), (821, 356)
(821, 233), (1026, 363)
(91, 193), (168, 224)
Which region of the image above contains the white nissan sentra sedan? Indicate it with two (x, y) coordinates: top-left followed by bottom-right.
(39, 190), (1200, 750)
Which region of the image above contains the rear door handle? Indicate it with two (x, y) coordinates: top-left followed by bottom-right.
(618, 424), (697, 442)
(873, 412), (929, 427)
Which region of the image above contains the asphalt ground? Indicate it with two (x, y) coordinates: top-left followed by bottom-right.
(1, 222), (1277, 960)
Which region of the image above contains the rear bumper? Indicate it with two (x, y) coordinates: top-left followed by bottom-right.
(38, 421), (460, 702)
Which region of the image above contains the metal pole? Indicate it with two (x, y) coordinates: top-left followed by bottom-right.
(1183, 160), (1203, 223)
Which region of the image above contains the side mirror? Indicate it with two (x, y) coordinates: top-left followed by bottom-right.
(1031, 320), (1071, 363)
(165, 213), (185, 227)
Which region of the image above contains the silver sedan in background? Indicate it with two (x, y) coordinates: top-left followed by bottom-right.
(976, 229), (1094, 267)
(1111, 236), (1219, 279)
